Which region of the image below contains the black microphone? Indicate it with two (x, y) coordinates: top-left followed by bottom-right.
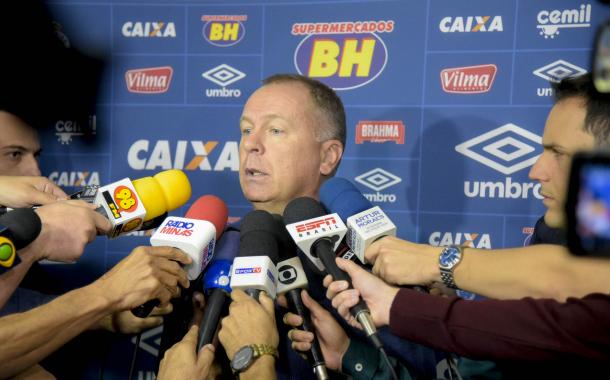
(284, 197), (384, 350)
(0, 208), (42, 273)
(232, 210), (280, 301)
(197, 229), (238, 350)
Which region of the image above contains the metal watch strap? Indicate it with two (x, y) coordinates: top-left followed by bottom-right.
(251, 343), (278, 359)
(439, 245), (462, 289)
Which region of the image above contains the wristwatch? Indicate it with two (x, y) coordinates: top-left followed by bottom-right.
(438, 245), (463, 289)
(230, 344), (278, 374)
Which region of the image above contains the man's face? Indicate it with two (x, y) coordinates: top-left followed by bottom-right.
(529, 97), (594, 228)
(0, 111), (41, 176)
(239, 82), (341, 215)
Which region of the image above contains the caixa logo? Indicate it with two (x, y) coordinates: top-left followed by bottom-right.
(455, 123), (543, 200)
(428, 232), (492, 249)
(292, 20), (394, 90)
(122, 22), (176, 38)
(127, 140), (239, 171)
(355, 168), (401, 203)
(202, 15), (247, 47)
(48, 171), (100, 187)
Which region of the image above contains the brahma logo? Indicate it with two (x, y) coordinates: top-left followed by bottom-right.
(122, 22), (176, 38)
(440, 64), (497, 94)
(201, 64), (246, 98)
(48, 171), (100, 187)
(455, 123), (543, 199)
(429, 232), (492, 249)
(439, 16), (503, 33)
(355, 121), (405, 144)
(355, 168), (401, 203)
(125, 66), (173, 94)
(127, 139), (239, 171)
(55, 115), (96, 145)
(537, 4), (591, 39)
(202, 15), (247, 47)
(533, 60), (587, 97)
(292, 20), (394, 90)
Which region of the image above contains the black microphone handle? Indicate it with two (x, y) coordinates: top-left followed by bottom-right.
(245, 288), (262, 301)
(131, 299), (160, 318)
(313, 238), (370, 318)
(286, 288), (326, 368)
(197, 289), (228, 350)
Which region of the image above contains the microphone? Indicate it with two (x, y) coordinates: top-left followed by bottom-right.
(283, 197), (383, 350)
(320, 178), (396, 263)
(0, 209), (42, 273)
(197, 234), (236, 350)
(277, 253), (329, 380)
(230, 210), (280, 300)
(94, 169), (191, 238)
(132, 195), (228, 317)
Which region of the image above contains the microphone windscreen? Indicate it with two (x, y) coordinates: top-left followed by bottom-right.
(133, 169), (192, 221)
(186, 195), (228, 240)
(320, 178), (372, 221)
(282, 197), (326, 225)
(211, 230), (239, 262)
(0, 208), (42, 249)
(272, 214), (297, 261)
(239, 210), (280, 264)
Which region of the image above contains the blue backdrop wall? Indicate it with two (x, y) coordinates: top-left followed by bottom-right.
(36, 0), (609, 378)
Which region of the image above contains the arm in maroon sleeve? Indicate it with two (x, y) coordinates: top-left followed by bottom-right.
(389, 289), (610, 362)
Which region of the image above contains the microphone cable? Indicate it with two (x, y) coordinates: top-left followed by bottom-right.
(379, 346), (399, 380)
(128, 332), (142, 380)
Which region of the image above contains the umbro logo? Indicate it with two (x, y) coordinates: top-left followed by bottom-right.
(355, 168), (402, 192)
(202, 64), (246, 87)
(533, 60), (587, 83)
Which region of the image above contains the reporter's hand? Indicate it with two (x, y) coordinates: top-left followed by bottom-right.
(365, 236), (441, 285)
(158, 325), (215, 380)
(91, 246), (191, 312)
(218, 290), (278, 360)
(97, 303), (173, 334)
(0, 175), (67, 208)
(279, 290), (349, 371)
(21, 200), (112, 262)
(324, 258), (399, 329)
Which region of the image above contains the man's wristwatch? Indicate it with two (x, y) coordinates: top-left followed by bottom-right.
(230, 344), (278, 374)
(438, 245), (463, 289)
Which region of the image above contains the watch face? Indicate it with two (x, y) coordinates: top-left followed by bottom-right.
(232, 346), (254, 371)
(439, 247), (461, 268)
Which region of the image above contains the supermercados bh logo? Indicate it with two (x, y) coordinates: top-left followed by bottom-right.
(533, 59), (587, 97)
(292, 20), (394, 90)
(125, 66), (173, 94)
(455, 123), (543, 200)
(429, 231), (492, 249)
(127, 139), (239, 171)
(55, 115), (96, 145)
(355, 168), (401, 203)
(201, 64), (246, 98)
(122, 21), (176, 38)
(355, 121), (404, 144)
(440, 64), (497, 94)
(202, 15), (247, 47)
(439, 15), (503, 33)
(536, 4), (591, 39)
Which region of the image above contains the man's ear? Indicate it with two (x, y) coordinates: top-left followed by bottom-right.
(320, 139), (343, 176)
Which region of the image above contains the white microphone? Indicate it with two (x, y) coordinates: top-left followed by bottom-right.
(230, 256), (278, 299)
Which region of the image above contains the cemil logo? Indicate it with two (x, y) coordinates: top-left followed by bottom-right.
(292, 20), (394, 90)
(202, 64), (246, 98)
(122, 22), (176, 38)
(440, 64), (497, 94)
(55, 115), (96, 145)
(439, 16), (503, 33)
(127, 139), (239, 171)
(355, 121), (405, 144)
(125, 66), (173, 94)
(537, 4), (591, 39)
(455, 123), (543, 199)
(48, 171), (100, 187)
(355, 168), (402, 203)
(202, 15), (247, 47)
(429, 232), (492, 249)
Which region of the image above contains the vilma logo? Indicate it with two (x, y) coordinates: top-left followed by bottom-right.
(125, 66), (173, 94)
(455, 123), (541, 175)
(440, 64), (497, 94)
(292, 20), (394, 90)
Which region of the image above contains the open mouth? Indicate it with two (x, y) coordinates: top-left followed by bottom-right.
(246, 168), (266, 177)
